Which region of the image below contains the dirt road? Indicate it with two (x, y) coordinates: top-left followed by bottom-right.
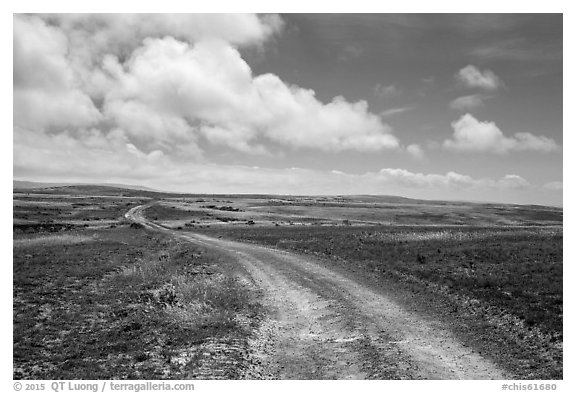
(125, 205), (509, 380)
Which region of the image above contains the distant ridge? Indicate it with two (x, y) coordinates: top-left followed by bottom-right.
(12, 180), (562, 209)
(13, 180), (156, 192)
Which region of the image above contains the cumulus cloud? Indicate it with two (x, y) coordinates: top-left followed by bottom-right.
(372, 169), (533, 196)
(43, 13), (283, 56)
(12, 14), (561, 206)
(104, 99), (202, 157)
(449, 94), (489, 111)
(14, 121), (557, 205)
(443, 114), (558, 154)
(12, 127), (536, 198)
(497, 174), (530, 190)
(14, 15), (101, 130)
(13, 126), (173, 181)
(377, 168), (477, 189)
(456, 65), (503, 91)
(14, 14), (399, 157)
(101, 37), (399, 153)
(44, 14), (284, 99)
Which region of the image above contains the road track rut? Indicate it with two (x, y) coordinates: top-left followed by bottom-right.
(125, 204), (509, 380)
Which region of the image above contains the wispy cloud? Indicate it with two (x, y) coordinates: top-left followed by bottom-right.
(421, 76), (435, 86)
(406, 144), (425, 160)
(380, 107), (413, 118)
(470, 39), (562, 62)
(373, 83), (401, 99)
(456, 65), (503, 91)
(543, 181), (563, 191)
(338, 44), (364, 62)
(449, 94), (490, 111)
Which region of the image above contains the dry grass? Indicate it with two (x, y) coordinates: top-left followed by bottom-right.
(13, 227), (261, 379)
(198, 224), (563, 379)
(13, 233), (98, 247)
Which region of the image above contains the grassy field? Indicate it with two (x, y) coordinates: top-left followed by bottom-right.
(194, 224), (562, 378)
(13, 189), (263, 379)
(13, 187), (563, 379)
(199, 226), (562, 333)
(140, 194), (562, 229)
(139, 197), (564, 345)
(140, 194), (562, 379)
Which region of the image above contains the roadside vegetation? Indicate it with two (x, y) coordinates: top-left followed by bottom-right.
(196, 224), (563, 379)
(145, 203), (217, 223)
(13, 190), (263, 379)
(204, 226), (562, 333)
(14, 187), (563, 379)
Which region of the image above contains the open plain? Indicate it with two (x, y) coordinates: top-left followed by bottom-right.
(13, 185), (562, 379)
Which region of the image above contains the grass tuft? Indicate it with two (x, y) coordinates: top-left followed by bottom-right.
(14, 227), (261, 379)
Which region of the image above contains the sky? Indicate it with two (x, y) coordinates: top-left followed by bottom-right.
(12, 13), (563, 205)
